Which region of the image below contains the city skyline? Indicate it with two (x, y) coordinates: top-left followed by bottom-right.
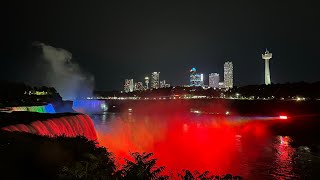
(124, 61), (232, 91)
(1, 1), (320, 91)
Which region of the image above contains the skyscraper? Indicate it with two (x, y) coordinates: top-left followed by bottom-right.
(151, 72), (160, 89)
(262, 49), (272, 85)
(224, 61), (233, 89)
(124, 79), (134, 93)
(190, 68), (204, 86)
(209, 73), (219, 88)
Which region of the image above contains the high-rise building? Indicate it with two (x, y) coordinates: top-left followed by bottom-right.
(145, 77), (149, 89)
(134, 82), (144, 91)
(151, 72), (160, 89)
(124, 79), (134, 93)
(209, 73), (219, 89)
(262, 49), (272, 85)
(190, 68), (204, 86)
(224, 61), (233, 89)
(190, 68), (197, 86)
(160, 80), (166, 88)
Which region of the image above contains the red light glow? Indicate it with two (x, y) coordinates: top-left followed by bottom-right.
(1, 114), (97, 141)
(279, 115), (288, 119)
(95, 114), (271, 177)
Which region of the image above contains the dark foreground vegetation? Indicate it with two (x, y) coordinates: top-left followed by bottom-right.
(0, 130), (242, 180)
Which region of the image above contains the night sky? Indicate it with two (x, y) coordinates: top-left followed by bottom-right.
(1, 0), (320, 91)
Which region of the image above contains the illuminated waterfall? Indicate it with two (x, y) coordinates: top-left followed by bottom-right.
(9, 104), (56, 113)
(1, 114), (97, 141)
(72, 100), (107, 113)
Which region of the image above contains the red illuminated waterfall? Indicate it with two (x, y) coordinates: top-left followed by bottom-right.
(1, 114), (97, 141)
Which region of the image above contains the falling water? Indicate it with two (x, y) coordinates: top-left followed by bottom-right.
(2, 114), (97, 141)
(73, 100), (107, 113)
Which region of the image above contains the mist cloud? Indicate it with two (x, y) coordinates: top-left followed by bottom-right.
(33, 42), (94, 100)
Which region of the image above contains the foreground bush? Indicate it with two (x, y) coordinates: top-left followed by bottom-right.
(0, 130), (241, 179)
(0, 131), (115, 179)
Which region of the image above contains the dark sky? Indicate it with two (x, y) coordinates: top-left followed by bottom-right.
(1, 0), (320, 90)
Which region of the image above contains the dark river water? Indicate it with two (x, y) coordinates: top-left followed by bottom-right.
(90, 112), (320, 179)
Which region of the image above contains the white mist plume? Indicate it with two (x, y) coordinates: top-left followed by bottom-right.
(33, 42), (94, 100)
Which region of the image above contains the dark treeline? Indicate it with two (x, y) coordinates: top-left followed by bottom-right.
(95, 82), (320, 100)
(0, 130), (242, 180)
(0, 80), (62, 107)
(236, 82), (320, 99)
(2, 81), (320, 103)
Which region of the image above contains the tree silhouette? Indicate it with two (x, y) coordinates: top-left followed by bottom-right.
(120, 152), (168, 180)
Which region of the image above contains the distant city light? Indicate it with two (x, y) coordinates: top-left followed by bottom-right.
(295, 97), (305, 101)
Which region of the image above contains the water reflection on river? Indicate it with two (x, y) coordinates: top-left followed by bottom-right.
(90, 112), (320, 179)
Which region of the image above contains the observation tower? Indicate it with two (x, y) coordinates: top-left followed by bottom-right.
(262, 49), (272, 85)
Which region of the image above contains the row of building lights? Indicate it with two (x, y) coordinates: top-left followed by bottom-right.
(88, 94), (308, 102)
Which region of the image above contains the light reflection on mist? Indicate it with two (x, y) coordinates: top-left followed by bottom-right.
(94, 113), (282, 177)
(32, 42), (94, 100)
